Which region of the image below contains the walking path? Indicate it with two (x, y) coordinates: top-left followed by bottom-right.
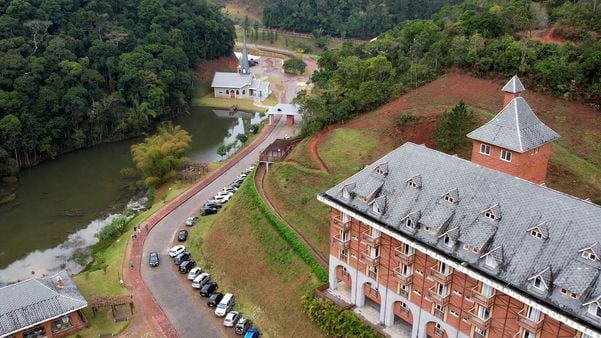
(118, 116), (282, 338)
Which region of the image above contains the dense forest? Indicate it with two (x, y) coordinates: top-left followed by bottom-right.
(262, 0), (463, 39)
(296, 0), (601, 135)
(0, 0), (235, 179)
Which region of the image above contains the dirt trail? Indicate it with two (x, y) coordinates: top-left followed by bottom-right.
(305, 128), (328, 172)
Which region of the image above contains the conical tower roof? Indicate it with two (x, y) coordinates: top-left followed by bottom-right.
(238, 34), (250, 75)
(467, 97), (559, 152)
(502, 75), (525, 94)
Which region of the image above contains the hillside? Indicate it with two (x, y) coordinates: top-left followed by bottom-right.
(264, 71), (601, 258)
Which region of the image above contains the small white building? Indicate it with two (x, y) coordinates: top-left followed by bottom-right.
(211, 36), (270, 101)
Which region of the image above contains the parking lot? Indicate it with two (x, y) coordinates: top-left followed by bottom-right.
(141, 117), (293, 337)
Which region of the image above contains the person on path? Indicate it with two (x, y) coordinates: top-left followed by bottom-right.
(130, 261), (134, 269)
(145, 224), (149, 232)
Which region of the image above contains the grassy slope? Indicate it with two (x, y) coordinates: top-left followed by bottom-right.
(264, 129), (391, 257)
(264, 72), (601, 260)
(186, 177), (324, 338)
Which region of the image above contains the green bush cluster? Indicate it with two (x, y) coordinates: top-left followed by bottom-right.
(301, 295), (380, 337)
(433, 101), (474, 151)
(398, 113), (420, 126)
(246, 171), (328, 283)
(98, 215), (129, 241)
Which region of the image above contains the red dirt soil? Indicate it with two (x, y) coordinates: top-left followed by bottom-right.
(525, 26), (570, 45)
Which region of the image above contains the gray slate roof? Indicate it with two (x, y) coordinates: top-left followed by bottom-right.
(322, 142), (601, 330)
(0, 271), (87, 336)
(211, 72), (253, 89)
(502, 75), (526, 93)
(266, 104), (301, 116)
(467, 97), (560, 152)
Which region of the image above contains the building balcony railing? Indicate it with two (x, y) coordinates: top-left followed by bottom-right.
(471, 286), (495, 307)
(517, 308), (543, 333)
(394, 246), (415, 265)
(474, 332), (486, 338)
(433, 309), (445, 321)
(361, 231), (381, 246)
(468, 308), (492, 330)
(339, 253), (348, 264)
(368, 269), (378, 280)
(360, 250), (380, 267)
(427, 286), (450, 306)
(392, 266), (413, 285)
(399, 288), (409, 298)
(429, 265), (453, 285)
(332, 216), (351, 231)
(332, 234), (350, 250)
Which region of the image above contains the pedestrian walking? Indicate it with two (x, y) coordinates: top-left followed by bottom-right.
(130, 260), (134, 269)
(133, 234), (137, 240)
(145, 224), (149, 232)
(137, 226), (141, 233)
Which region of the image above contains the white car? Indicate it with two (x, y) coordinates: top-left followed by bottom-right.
(224, 311), (239, 327)
(214, 193), (232, 204)
(185, 216), (199, 226)
(169, 245), (186, 257)
(191, 272), (210, 288)
(187, 267), (202, 280)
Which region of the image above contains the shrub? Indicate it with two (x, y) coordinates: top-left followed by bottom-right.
(145, 186), (156, 208)
(99, 215), (129, 241)
(301, 295), (380, 337)
(398, 113), (420, 126)
(283, 58), (307, 75)
(236, 133), (249, 143)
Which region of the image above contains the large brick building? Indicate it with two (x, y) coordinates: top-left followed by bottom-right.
(318, 76), (601, 338)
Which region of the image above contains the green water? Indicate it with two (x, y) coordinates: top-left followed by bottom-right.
(0, 107), (262, 280)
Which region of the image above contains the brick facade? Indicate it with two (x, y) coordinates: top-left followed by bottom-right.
(328, 208), (585, 338)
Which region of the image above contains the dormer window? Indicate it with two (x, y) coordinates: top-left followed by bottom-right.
(405, 175), (422, 189)
(482, 204), (500, 221)
(588, 303), (601, 318)
(375, 167), (385, 175)
(374, 163), (388, 176)
(532, 276), (545, 290)
(405, 218), (413, 228)
(484, 254), (497, 268)
(530, 229), (543, 239)
(484, 211), (495, 220)
(443, 235), (451, 247)
(372, 203), (381, 214)
(342, 189), (350, 199)
(443, 195), (454, 203)
(407, 180), (417, 188)
(560, 288), (578, 299)
(582, 250), (598, 261)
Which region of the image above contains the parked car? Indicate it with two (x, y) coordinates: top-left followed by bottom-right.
(199, 281), (218, 297)
(185, 216), (199, 226)
(224, 311), (240, 327)
(215, 293), (235, 317)
(201, 207), (218, 216)
(187, 267), (202, 280)
(168, 245), (186, 257)
(222, 187), (237, 194)
(191, 272), (210, 289)
(174, 251), (190, 265)
(177, 229), (188, 242)
(148, 251), (159, 267)
(235, 317), (251, 335)
(204, 202), (222, 209)
(214, 196), (228, 204)
(244, 328), (260, 338)
(208, 292), (224, 307)
(179, 260), (196, 273)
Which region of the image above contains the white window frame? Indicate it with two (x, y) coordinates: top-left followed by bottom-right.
(527, 306), (541, 321)
(480, 143), (491, 155)
(582, 250), (598, 261)
(407, 180), (417, 188)
(485, 255), (497, 268)
(477, 305), (490, 320)
(530, 229), (543, 239)
(533, 276), (544, 291)
(500, 149), (512, 162)
(481, 283), (494, 297)
(443, 194), (454, 203)
(443, 235), (452, 247)
(588, 303), (601, 318)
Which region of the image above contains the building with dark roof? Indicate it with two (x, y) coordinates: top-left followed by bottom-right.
(318, 76), (601, 338)
(0, 271), (88, 338)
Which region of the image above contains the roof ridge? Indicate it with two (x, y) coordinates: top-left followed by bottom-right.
(514, 100), (523, 151)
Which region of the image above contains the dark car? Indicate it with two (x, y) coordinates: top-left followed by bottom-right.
(201, 207), (218, 216)
(203, 202), (222, 209)
(179, 259), (196, 273)
(200, 281), (219, 297)
(177, 230), (188, 242)
(208, 292), (224, 307)
(148, 251), (159, 267)
(174, 251), (190, 265)
(235, 317), (251, 335)
(244, 327), (260, 338)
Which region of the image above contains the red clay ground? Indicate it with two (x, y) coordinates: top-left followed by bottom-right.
(306, 71), (601, 201)
(518, 26), (570, 45)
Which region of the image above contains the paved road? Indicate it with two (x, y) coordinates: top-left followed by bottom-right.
(141, 117), (294, 338)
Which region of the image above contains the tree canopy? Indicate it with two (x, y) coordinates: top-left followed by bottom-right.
(130, 123), (191, 187)
(0, 0), (234, 176)
(296, 0), (601, 136)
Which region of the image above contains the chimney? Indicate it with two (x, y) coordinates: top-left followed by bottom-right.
(501, 75), (525, 106)
(56, 275), (63, 289)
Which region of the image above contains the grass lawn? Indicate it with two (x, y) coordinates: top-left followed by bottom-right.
(71, 177), (211, 337)
(264, 129), (389, 257)
(186, 177), (325, 338)
(234, 26), (345, 53)
(193, 95), (269, 112)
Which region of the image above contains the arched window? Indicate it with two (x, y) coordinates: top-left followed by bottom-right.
(242, 90), (246, 95)
(236, 90), (240, 95)
(225, 90), (229, 94)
